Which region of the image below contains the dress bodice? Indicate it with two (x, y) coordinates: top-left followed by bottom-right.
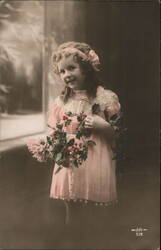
(48, 86), (121, 133)
(64, 91), (89, 134)
(56, 90), (93, 115)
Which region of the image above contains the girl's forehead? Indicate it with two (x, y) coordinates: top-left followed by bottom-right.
(58, 55), (78, 68)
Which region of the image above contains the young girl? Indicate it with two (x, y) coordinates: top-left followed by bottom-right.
(48, 41), (121, 234)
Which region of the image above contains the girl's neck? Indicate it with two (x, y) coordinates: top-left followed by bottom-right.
(74, 89), (87, 92)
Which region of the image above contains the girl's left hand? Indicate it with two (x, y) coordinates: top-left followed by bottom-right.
(84, 115), (115, 139)
(84, 115), (110, 130)
(84, 115), (94, 128)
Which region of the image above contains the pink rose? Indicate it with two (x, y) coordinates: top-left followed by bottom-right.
(106, 102), (121, 117)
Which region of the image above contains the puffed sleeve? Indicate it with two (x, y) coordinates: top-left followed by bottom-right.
(96, 88), (121, 118)
(47, 96), (63, 128)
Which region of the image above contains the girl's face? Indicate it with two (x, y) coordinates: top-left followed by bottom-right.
(57, 55), (86, 90)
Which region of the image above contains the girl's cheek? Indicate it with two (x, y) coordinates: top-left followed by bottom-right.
(60, 75), (64, 81)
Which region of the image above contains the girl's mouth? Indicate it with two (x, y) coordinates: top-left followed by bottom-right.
(66, 79), (75, 85)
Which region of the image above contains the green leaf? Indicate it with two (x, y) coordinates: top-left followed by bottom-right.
(86, 140), (96, 146)
(92, 103), (101, 114)
(67, 138), (74, 146)
(55, 152), (63, 162)
(46, 136), (52, 145)
(76, 131), (83, 139)
(61, 160), (69, 168)
(65, 119), (72, 126)
(66, 111), (74, 117)
(54, 144), (63, 153)
(54, 166), (62, 174)
(73, 159), (79, 167)
(60, 139), (67, 146)
(81, 151), (87, 160)
(47, 124), (54, 129)
(56, 124), (63, 130)
(77, 116), (82, 122)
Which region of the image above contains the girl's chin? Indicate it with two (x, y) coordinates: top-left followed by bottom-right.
(68, 84), (75, 88)
(68, 82), (76, 87)
(69, 86), (83, 91)
(68, 83), (84, 90)
(68, 84), (78, 90)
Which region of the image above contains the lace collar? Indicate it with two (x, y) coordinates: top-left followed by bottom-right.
(73, 89), (89, 101)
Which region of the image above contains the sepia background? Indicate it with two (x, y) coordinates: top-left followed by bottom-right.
(0, 0), (160, 249)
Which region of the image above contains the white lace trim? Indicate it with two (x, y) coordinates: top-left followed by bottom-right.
(95, 89), (119, 111)
(54, 96), (92, 115)
(54, 89), (119, 113)
(50, 197), (118, 206)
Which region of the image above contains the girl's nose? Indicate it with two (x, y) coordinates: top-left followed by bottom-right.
(64, 71), (72, 81)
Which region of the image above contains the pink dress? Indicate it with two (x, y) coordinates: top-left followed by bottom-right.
(48, 86), (121, 205)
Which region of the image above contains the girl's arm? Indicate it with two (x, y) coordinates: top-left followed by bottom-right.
(84, 114), (115, 139)
(47, 96), (62, 130)
(84, 89), (121, 140)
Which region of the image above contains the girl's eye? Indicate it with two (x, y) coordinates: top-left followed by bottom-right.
(68, 65), (76, 71)
(59, 69), (65, 74)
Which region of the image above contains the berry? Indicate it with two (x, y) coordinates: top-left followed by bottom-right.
(63, 116), (68, 120)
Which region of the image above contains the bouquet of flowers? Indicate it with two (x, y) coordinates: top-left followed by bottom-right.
(27, 111), (96, 174)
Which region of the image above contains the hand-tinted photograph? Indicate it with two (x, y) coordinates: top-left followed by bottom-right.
(0, 1), (160, 249)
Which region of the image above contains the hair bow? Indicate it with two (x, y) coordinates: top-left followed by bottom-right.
(88, 50), (100, 71)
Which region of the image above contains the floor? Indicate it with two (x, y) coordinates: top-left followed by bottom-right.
(0, 147), (160, 250)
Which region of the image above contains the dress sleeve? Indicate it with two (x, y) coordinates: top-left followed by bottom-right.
(47, 96), (63, 128)
(96, 89), (121, 118)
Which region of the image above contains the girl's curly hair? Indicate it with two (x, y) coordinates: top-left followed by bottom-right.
(51, 41), (103, 103)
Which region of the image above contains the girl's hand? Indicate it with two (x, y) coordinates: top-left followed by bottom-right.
(84, 115), (115, 138)
(84, 115), (94, 129)
(84, 115), (110, 129)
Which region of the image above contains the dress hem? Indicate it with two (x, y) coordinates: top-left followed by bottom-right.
(49, 196), (118, 207)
